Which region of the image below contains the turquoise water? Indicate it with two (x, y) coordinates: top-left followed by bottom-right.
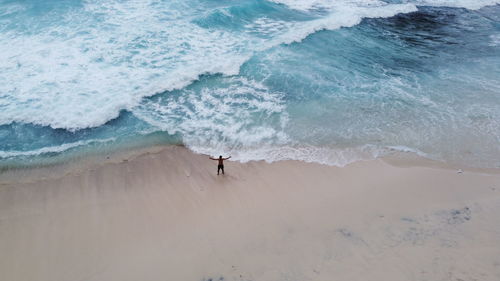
(0, 0), (499, 168)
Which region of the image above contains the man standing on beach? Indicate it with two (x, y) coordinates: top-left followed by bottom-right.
(209, 155), (231, 175)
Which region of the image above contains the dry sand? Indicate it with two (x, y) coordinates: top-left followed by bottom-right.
(0, 145), (499, 281)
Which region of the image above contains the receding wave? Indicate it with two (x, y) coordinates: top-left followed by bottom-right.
(0, 138), (115, 158)
(189, 144), (430, 167)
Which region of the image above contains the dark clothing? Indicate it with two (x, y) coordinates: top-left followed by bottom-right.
(211, 156), (230, 175)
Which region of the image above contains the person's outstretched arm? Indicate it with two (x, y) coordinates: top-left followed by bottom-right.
(223, 156), (231, 160)
(209, 157), (217, 160)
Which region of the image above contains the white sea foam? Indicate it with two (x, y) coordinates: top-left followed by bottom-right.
(245, 2), (418, 45)
(133, 77), (289, 149)
(0, 2), (26, 18)
(189, 143), (431, 167)
(270, 3), (418, 45)
(0, 0), (428, 130)
(0, 0), (250, 130)
(0, 138), (115, 158)
(269, 0), (392, 12)
(490, 34), (500, 46)
(132, 74), (438, 167)
(412, 0), (500, 10)
(1, 0), (498, 169)
(271, 0), (500, 11)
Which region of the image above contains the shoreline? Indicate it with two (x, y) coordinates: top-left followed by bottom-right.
(1, 145), (500, 280)
(1, 144), (498, 185)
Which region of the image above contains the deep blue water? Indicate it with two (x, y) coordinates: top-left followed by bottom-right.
(0, 0), (499, 168)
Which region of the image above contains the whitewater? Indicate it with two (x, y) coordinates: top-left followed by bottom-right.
(0, 0), (499, 168)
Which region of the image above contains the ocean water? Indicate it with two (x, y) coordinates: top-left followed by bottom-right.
(0, 0), (499, 168)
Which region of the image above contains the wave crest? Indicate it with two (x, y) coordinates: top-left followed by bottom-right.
(270, 0), (500, 11)
(1, 0), (423, 130)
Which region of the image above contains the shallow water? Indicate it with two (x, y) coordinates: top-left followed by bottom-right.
(0, 0), (499, 168)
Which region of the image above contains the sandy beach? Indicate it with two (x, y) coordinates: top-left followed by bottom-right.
(0, 146), (499, 281)
(2, 0), (500, 280)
